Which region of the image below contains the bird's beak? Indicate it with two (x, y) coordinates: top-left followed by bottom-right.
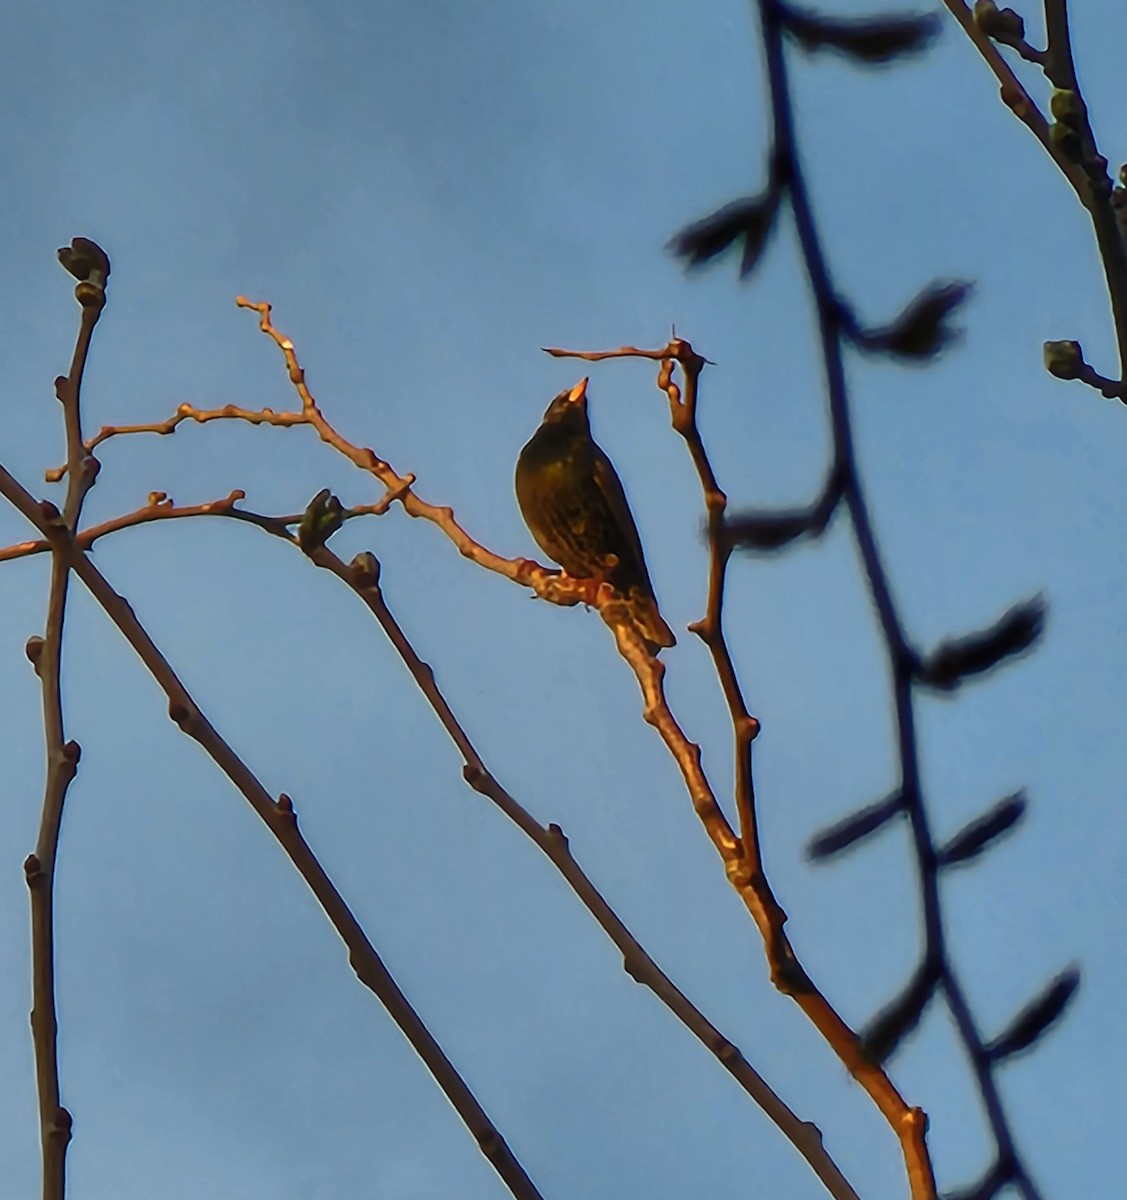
(567, 377), (589, 405)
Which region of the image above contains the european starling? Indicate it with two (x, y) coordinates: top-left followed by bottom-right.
(515, 378), (676, 649)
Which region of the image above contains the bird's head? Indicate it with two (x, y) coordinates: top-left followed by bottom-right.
(540, 377), (590, 432)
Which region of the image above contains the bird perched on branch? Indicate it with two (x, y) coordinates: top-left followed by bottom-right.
(515, 377), (675, 650)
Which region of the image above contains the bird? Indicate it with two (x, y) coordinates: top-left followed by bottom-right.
(515, 377), (675, 650)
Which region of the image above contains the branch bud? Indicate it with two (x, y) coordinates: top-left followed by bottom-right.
(1049, 89), (1082, 129)
(350, 552), (381, 590)
(1043, 339), (1083, 379)
(973, 0), (1025, 41)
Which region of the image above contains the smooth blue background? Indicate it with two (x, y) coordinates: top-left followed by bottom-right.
(0, 2), (1122, 1197)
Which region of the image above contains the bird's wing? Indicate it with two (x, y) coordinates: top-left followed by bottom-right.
(591, 443), (653, 590)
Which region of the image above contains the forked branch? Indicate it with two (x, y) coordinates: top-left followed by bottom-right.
(944, 0), (1127, 398)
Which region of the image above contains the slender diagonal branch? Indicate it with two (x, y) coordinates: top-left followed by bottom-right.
(307, 544), (859, 1200)
(0, 467), (547, 1200)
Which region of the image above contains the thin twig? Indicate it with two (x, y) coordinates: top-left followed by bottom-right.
(44, 405), (307, 482)
(670, 349), (763, 868)
(26, 262), (107, 1200)
(0, 486), (419, 565)
(939, 1), (1080, 188)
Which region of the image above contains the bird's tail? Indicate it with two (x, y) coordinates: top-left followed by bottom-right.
(625, 589), (677, 650)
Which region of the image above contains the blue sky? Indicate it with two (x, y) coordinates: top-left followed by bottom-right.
(0, 2), (1123, 1197)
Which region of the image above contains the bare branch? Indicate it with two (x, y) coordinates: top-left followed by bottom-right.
(26, 242), (112, 1200)
(945, 0), (1127, 392)
(310, 546), (861, 1200)
(544, 330), (931, 1194)
(0, 462), (548, 1200)
(737, 2), (1063, 1195)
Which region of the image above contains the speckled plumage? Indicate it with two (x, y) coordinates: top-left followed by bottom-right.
(515, 378), (675, 649)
